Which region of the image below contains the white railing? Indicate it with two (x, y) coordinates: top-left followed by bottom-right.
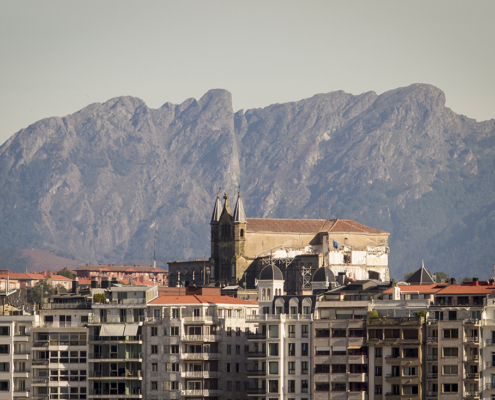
(181, 389), (222, 396)
(180, 353), (221, 360)
(180, 335), (220, 342)
(180, 371), (222, 378)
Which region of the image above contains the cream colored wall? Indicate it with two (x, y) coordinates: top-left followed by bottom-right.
(244, 232), (317, 258)
(325, 232), (389, 248)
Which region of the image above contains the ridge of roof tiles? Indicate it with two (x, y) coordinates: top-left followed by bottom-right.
(245, 218), (387, 234)
(383, 284), (443, 294)
(77, 264), (167, 272)
(150, 294), (258, 305)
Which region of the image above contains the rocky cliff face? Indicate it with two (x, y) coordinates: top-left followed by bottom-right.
(1, 84), (494, 278)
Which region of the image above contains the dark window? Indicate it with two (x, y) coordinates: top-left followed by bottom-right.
(332, 329), (346, 337)
(0, 381), (8, 391)
(288, 343), (295, 356)
(0, 345), (9, 354)
(0, 327), (9, 336)
(315, 383), (330, 392)
(443, 329), (458, 339)
(332, 364), (346, 373)
(288, 380), (295, 393)
(269, 380), (278, 393)
(448, 311), (457, 321)
(315, 364), (330, 374)
(443, 383), (458, 393)
(301, 343), (308, 356)
(315, 329), (330, 338)
(331, 382), (346, 391)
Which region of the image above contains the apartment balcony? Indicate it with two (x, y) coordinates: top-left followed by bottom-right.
(180, 352), (222, 360)
(464, 372), (480, 379)
(13, 350), (30, 360)
(88, 389), (142, 398)
(180, 334), (220, 342)
(93, 298), (147, 308)
(247, 332), (267, 340)
(486, 361), (495, 368)
(463, 391), (479, 398)
(180, 371), (222, 378)
(88, 370), (142, 379)
(385, 374), (400, 383)
(486, 339), (495, 345)
(426, 318), (438, 325)
(348, 373), (367, 382)
(32, 320), (87, 328)
(13, 389), (30, 398)
(464, 336), (480, 344)
(89, 335), (142, 343)
(246, 314), (282, 322)
(31, 378), (49, 385)
(464, 355), (480, 363)
(181, 389), (223, 397)
(426, 355), (438, 362)
(463, 319), (481, 325)
(32, 341), (49, 349)
(426, 373), (438, 379)
(88, 315), (145, 324)
(13, 333), (30, 342)
(246, 369), (266, 377)
(246, 351), (267, 359)
(426, 392), (438, 398)
(181, 316), (219, 324)
(31, 360), (49, 367)
(246, 388), (267, 396)
(41, 302), (92, 310)
(13, 369), (30, 378)
(348, 355), (368, 364)
(426, 336), (438, 343)
(485, 383), (495, 390)
(88, 353), (142, 361)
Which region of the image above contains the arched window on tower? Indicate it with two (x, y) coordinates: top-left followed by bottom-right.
(262, 288), (266, 301)
(240, 229), (244, 237)
(267, 288), (271, 300)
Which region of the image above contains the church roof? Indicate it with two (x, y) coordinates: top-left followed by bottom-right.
(406, 262), (435, 285)
(312, 267), (335, 282)
(259, 264), (284, 281)
(232, 192), (246, 223)
(210, 194), (222, 224)
(246, 218), (387, 234)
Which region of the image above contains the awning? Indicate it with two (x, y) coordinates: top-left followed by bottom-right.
(316, 346), (330, 351)
(100, 324), (125, 336)
(124, 324), (139, 336)
(347, 346), (362, 349)
(333, 346), (346, 352)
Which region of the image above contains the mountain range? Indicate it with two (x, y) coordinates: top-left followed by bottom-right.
(1, 83), (494, 279)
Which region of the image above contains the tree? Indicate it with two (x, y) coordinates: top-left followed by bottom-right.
(56, 269), (74, 279)
(27, 280), (68, 305)
(434, 272), (450, 283)
(413, 309), (428, 318)
(367, 311), (379, 319)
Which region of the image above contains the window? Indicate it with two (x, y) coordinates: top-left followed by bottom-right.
(269, 380), (278, 393)
(171, 381), (179, 390)
(288, 343), (295, 356)
(301, 361), (308, 374)
(316, 382), (330, 392)
(235, 345), (240, 355)
(288, 362), (295, 374)
(227, 381), (232, 391)
(403, 367), (418, 376)
(0, 381), (9, 391)
(315, 364), (329, 373)
(332, 364), (346, 373)
(332, 382), (346, 391)
(0, 327), (9, 336)
(301, 325), (308, 338)
(443, 329), (458, 339)
(236, 327), (241, 336)
(375, 347), (382, 357)
(227, 345), (232, 354)
(171, 327), (179, 336)
(193, 308), (200, 317)
(236, 363), (239, 373)
(151, 382), (157, 391)
(403, 386), (418, 395)
(303, 306), (310, 315)
(443, 347), (459, 357)
(269, 325), (279, 338)
(315, 328), (330, 337)
(227, 363), (230, 372)
(236, 381), (241, 391)
(152, 363), (158, 372)
(171, 345), (179, 353)
(288, 380), (295, 393)
(448, 310), (457, 321)
(375, 366), (382, 376)
(403, 348), (418, 358)
(301, 343), (308, 356)
(151, 345), (158, 354)
(288, 325), (295, 338)
(290, 306), (297, 315)
(227, 327), (232, 336)
(375, 386), (382, 395)
(269, 343), (279, 356)
(0, 363), (9, 372)
(332, 329), (346, 337)
(0, 345), (9, 354)
(443, 383), (458, 393)
(301, 380), (308, 393)
(443, 365), (458, 375)
(269, 362), (278, 374)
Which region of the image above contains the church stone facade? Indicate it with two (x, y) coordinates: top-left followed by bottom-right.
(168, 192), (390, 292)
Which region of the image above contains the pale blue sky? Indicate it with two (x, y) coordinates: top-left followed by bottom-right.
(1, 1), (494, 145)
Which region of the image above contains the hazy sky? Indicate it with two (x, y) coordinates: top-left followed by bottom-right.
(1, 1), (494, 146)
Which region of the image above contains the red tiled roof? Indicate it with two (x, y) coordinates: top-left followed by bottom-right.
(77, 264), (167, 273)
(246, 218), (387, 234)
(150, 294), (258, 306)
(435, 284), (495, 295)
(0, 272), (71, 281)
(383, 284), (443, 294)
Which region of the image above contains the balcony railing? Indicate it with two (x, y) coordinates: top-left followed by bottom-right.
(89, 370), (142, 378)
(465, 373), (479, 379)
(487, 361), (495, 368)
(427, 319), (438, 324)
(180, 352), (222, 360)
(247, 333), (267, 340)
(32, 320), (86, 328)
(89, 389), (142, 396)
(88, 315), (145, 324)
(465, 336), (480, 344)
(41, 302), (91, 309)
(426, 392), (438, 397)
(426, 373), (438, 379)
(89, 352), (142, 360)
(14, 350), (30, 355)
(465, 355), (479, 362)
(32, 378), (49, 384)
(246, 369), (267, 376)
(32, 360), (49, 365)
(463, 391), (479, 398)
(181, 389), (223, 396)
(426, 336), (438, 343)
(485, 383), (495, 390)
(180, 335), (220, 342)
(246, 388), (267, 395)
(32, 341), (49, 347)
(426, 355), (438, 361)
(89, 335), (142, 342)
(180, 371), (222, 378)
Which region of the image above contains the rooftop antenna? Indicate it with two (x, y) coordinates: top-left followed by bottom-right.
(319, 187), (321, 220)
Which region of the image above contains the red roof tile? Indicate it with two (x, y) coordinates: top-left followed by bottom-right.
(383, 284), (443, 294)
(435, 284), (495, 295)
(150, 294), (258, 306)
(77, 264), (167, 273)
(246, 218), (387, 234)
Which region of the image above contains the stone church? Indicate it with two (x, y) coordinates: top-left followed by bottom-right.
(168, 192), (390, 293)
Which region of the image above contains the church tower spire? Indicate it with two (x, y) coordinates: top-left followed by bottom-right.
(210, 192), (222, 224)
(223, 193), (232, 216)
(232, 190), (246, 223)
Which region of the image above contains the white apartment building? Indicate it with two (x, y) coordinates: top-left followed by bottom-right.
(145, 286), (258, 400)
(0, 312), (35, 400)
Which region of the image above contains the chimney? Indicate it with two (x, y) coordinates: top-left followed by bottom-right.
(91, 277), (98, 289)
(392, 285), (401, 301)
(473, 277), (479, 286)
(450, 278), (456, 285)
(72, 277), (79, 294)
(101, 277), (109, 289)
(490, 278), (495, 286)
